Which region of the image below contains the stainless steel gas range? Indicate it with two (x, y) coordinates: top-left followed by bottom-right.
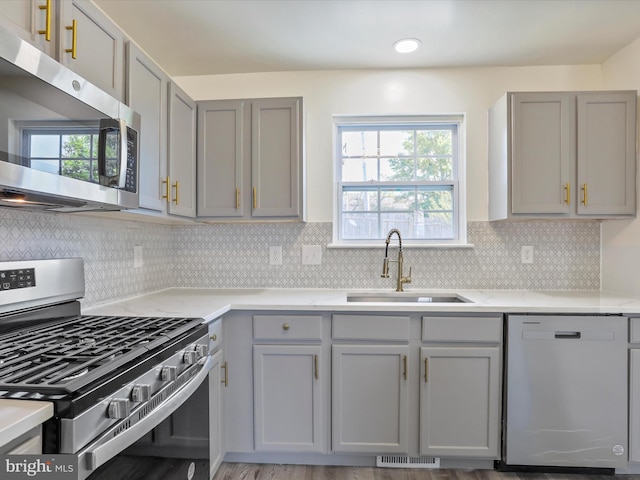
(0, 259), (212, 480)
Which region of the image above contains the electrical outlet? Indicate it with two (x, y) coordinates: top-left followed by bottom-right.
(521, 245), (534, 264)
(269, 246), (283, 266)
(301, 245), (322, 265)
(134, 245), (143, 268)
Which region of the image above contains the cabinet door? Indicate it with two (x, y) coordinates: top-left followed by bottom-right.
(126, 42), (168, 212)
(332, 344), (409, 454)
(253, 345), (323, 452)
(251, 98), (302, 218)
(511, 92), (574, 215)
(420, 346), (500, 458)
(577, 91), (636, 216)
(168, 82), (196, 218)
(197, 100), (245, 217)
(0, 0), (54, 56)
(58, 0), (124, 100)
(631, 349), (640, 462)
(209, 349), (224, 477)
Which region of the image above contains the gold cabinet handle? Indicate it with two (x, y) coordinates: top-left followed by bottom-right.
(221, 361), (228, 387)
(424, 357), (428, 383)
(282, 323), (290, 331)
(172, 180), (179, 205)
(65, 19), (78, 59)
(38, 0), (52, 41)
(564, 182), (570, 205)
(581, 183), (588, 206)
(252, 187), (257, 209)
(210, 334), (217, 341)
(314, 355), (319, 380)
(162, 176), (170, 201)
(236, 188), (240, 209)
(402, 355), (407, 380)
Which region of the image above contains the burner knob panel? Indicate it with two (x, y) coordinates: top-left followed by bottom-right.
(183, 350), (198, 364)
(161, 365), (177, 382)
(131, 384), (151, 402)
(108, 398), (131, 419)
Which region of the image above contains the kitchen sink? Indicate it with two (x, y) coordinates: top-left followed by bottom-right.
(346, 293), (472, 303)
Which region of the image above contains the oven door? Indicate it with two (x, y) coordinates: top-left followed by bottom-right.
(75, 354), (213, 480)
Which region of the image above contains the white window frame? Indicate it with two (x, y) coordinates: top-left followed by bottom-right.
(332, 115), (467, 247)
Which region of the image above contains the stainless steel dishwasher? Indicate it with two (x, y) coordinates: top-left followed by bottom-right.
(504, 314), (628, 469)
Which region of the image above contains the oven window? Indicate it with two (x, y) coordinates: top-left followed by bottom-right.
(18, 122), (117, 182)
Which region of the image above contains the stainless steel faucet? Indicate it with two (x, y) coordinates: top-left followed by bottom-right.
(381, 228), (412, 292)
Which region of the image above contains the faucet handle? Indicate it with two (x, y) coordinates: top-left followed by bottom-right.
(405, 267), (412, 284)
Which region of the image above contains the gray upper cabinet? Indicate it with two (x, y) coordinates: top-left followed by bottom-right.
(58, 0), (125, 101)
(197, 97), (304, 221)
(126, 41), (168, 212)
(0, 0), (56, 57)
(167, 82), (197, 218)
(0, 0), (125, 100)
(489, 90), (637, 220)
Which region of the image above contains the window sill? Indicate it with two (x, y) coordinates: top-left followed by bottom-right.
(327, 242), (475, 249)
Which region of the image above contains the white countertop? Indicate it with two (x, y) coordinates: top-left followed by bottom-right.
(84, 288), (640, 320)
(0, 399), (53, 448)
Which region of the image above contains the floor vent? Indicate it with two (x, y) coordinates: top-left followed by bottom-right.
(376, 456), (441, 469)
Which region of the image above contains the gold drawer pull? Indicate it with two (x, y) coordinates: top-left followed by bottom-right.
(253, 187), (257, 209)
(210, 334), (217, 341)
(162, 176), (170, 201)
(221, 361), (228, 387)
(38, 0), (52, 41)
(314, 355), (319, 380)
(581, 183), (588, 206)
(172, 180), (180, 205)
(282, 323), (290, 331)
(564, 182), (570, 205)
(65, 19), (78, 59)
(236, 188), (240, 209)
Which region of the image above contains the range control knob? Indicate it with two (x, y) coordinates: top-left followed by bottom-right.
(196, 344), (209, 358)
(131, 384), (151, 402)
(107, 398), (131, 419)
(161, 366), (177, 382)
(183, 350), (198, 365)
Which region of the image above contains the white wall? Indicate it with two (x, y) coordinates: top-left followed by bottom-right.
(175, 65), (601, 223)
(601, 37), (640, 295)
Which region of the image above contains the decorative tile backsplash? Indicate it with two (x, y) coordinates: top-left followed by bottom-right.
(0, 208), (601, 308)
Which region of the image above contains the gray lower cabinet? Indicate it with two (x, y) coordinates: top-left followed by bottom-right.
(209, 348), (224, 476)
(489, 90), (636, 220)
(253, 345), (323, 452)
(197, 97), (304, 221)
(420, 315), (502, 459)
(629, 318), (640, 462)
(332, 344), (410, 454)
(420, 346), (500, 457)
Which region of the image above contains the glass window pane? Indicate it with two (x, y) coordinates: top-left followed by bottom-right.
(380, 213), (415, 238)
(30, 135), (60, 158)
(342, 190), (378, 211)
(380, 188), (415, 211)
(418, 188), (453, 212)
(416, 130), (452, 156)
(418, 212), (454, 239)
(30, 159), (59, 174)
(380, 157), (413, 181)
(342, 157), (379, 182)
(341, 131), (377, 157)
(379, 130), (413, 156)
(342, 213), (378, 239)
(62, 134), (91, 159)
(416, 157), (453, 181)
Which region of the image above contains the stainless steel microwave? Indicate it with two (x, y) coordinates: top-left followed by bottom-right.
(0, 24), (140, 212)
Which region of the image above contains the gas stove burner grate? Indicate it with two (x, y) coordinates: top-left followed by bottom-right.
(0, 314), (203, 393)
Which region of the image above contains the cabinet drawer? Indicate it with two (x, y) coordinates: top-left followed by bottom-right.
(208, 319), (222, 351)
(253, 315), (322, 341)
(332, 314), (410, 341)
(630, 318), (640, 343)
(422, 316), (502, 343)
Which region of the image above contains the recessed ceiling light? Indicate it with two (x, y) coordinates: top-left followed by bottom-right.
(393, 38), (421, 54)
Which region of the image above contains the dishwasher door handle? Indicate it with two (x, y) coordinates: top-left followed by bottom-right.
(555, 331), (581, 339)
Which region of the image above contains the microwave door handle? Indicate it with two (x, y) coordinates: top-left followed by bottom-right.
(116, 118), (128, 189)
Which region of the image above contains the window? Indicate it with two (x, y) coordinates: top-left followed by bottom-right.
(334, 115), (465, 245)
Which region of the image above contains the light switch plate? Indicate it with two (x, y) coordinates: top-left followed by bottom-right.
(269, 246), (283, 265)
(302, 245), (322, 265)
(521, 245), (534, 264)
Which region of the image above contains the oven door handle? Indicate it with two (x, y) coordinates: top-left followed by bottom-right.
(77, 354), (214, 478)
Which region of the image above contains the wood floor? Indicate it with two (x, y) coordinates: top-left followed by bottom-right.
(212, 463), (640, 480)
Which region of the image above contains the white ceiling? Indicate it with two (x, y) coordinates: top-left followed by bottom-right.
(94, 0), (640, 77)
